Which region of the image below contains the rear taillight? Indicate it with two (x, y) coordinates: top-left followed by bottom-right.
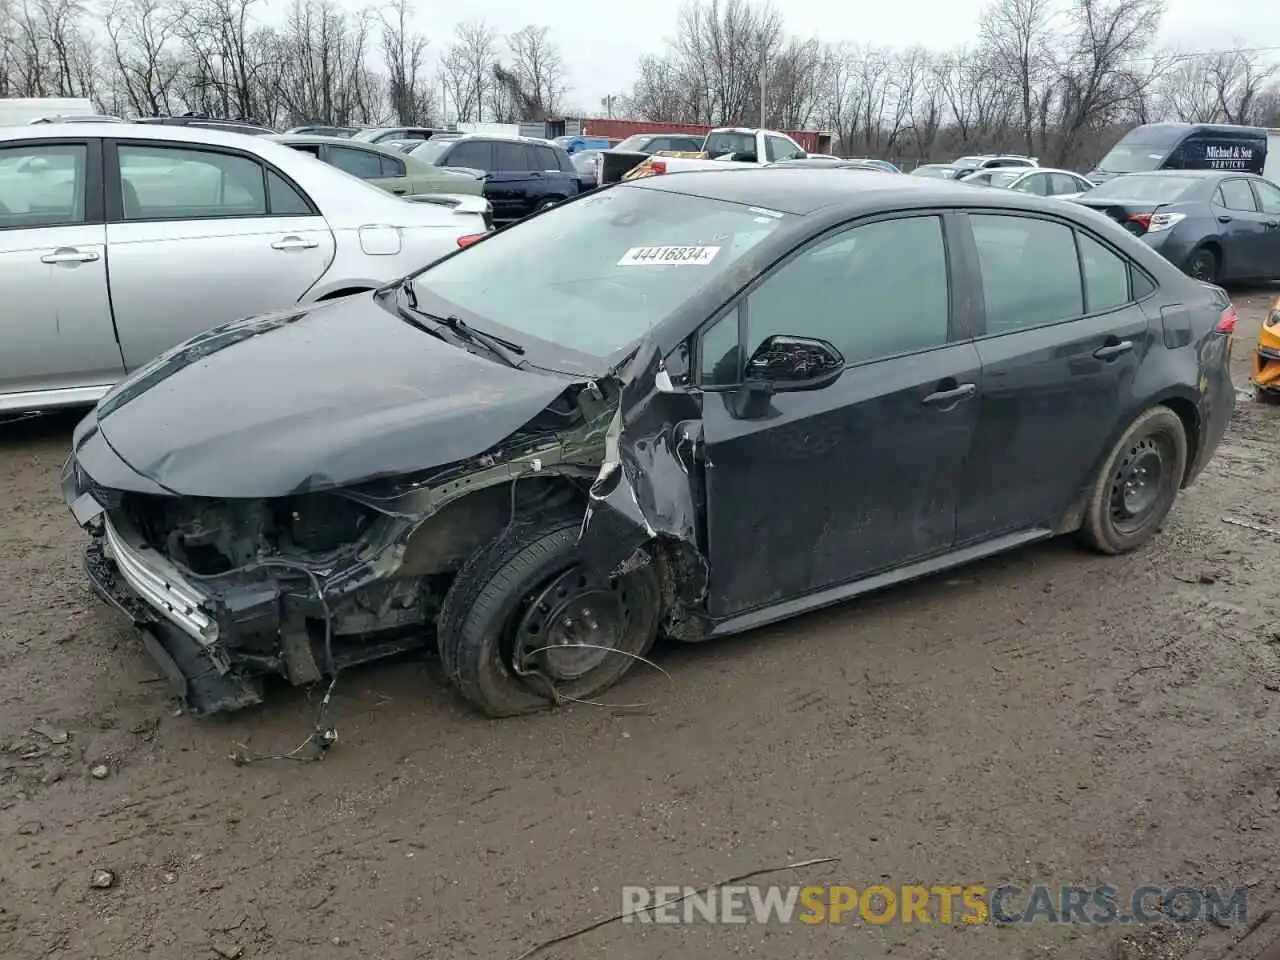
(1215, 304), (1237, 334)
(648, 159), (667, 175)
(1126, 211), (1185, 234)
(456, 233), (485, 248)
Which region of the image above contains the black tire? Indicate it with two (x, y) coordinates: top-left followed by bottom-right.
(437, 515), (662, 717)
(1255, 384), (1280, 405)
(534, 198), (560, 213)
(1079, 407), (1187, 555)
(1185, 246), (1219, 284)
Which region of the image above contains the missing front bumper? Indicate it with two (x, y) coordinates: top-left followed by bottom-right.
(84, 537), (263, 715)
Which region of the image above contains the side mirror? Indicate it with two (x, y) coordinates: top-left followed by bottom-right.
(793, 151), (808, 160)
(20, 156), (52, 174)
(742, 335), (844, 393)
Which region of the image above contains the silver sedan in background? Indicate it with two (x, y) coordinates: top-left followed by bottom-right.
(0, 123), (491, 415)
(960, 165), (1095, 198)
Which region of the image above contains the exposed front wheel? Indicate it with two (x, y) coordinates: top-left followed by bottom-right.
(1185, 247), (1219, 283)
(1079, 407), (1188, 555)
(437, 515), (662, 717)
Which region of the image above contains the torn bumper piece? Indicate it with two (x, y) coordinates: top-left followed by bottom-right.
(84, 531), (265, 715)
(66, 458), (268, 714)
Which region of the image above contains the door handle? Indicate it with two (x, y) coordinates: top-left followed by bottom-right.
(1218, 215), (1233, 223)
(392, 187), (407, 195)
(271, 236), (319, 251)
(41, 248), (99, 264)
(1093, 339), (1134, 361)
(922, 383), (976, 406)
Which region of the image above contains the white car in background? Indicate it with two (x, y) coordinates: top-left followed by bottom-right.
(0, 122), (491, 415)
(959, 165), (1095, 199)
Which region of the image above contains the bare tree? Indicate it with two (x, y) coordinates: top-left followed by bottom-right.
(1204, 49), (1279, 125)
(1049, 0), (1166, 166)
(491, 24), (565, 122)
(980, 0), (1055, 156)
(380, 0), (427, 124)
(442, 19), (496, 122)
(103, 0), (181, 116)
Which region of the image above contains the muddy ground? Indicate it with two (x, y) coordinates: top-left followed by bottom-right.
(2, 293), (1280, 960)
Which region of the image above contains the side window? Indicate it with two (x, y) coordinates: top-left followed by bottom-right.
(970, 214), (1083, 334)
(118, 144), (266, 221)
(534, 145), (560, 171)
(764, 137), (779, 162)
(267, 171), (312, 216)
(493, 142), (529, 171)
(328, 146), (384, 180)
(699, 216), (951, 385)
(770, 137), (802, 162)
(285, 143), (322, 159)
(380, 154), (406, 178)
(1217, 179), (1258, 212)
(1015, 173), (1050, 196)
(1077, 233), (1131, 313)
(0, 143), (87, 229)
(647, 138), (672, 152)
(675, 138), (703, 152)
(1252, 179), (1280, 214)
(446, 141), (493, 171)
(1050, 173), (1084, 195)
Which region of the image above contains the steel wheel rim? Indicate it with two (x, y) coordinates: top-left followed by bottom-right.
(1109, 435), (1170, 532)
(511, 566), (631, 681)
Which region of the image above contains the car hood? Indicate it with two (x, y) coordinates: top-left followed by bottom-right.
(84, 294), (577, 499)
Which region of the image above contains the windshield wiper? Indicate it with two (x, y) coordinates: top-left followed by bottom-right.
(395, 279), (525, 368)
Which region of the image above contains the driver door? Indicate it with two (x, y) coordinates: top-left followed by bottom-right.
(694, 213), (983, 619)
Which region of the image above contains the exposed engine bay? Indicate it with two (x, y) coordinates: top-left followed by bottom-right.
(71, 379), (643, 714)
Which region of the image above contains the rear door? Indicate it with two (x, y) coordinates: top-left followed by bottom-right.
(1248, 177), (1280, 277)
(1212, 177), (1268, 280)
(0, 138), (123, 402)
(485, 141), (539, 220)
(954, 211), (1152, 540)
(696, 212), (983, 617)
(104, 139), (336, 370)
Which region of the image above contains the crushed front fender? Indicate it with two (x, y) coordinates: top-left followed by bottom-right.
(580, 341), (711, 639)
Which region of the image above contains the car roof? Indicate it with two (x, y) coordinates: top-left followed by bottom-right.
(449, 133), (564, 148)
(627, 166), (1094, 216)
(0, 122), (278, 144)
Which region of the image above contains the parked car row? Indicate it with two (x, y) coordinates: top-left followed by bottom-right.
(1, 122), (492, 416)
(57, 163), (1237, 719)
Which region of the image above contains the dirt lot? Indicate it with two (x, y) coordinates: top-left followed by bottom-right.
(3, 293), (1280, 960)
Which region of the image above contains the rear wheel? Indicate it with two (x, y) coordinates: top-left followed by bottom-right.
(1079, 407), (1188, 555)
(437, 515), (662, 717)
(534, 198), (560, 213)
(1185, 246), (1219, 283)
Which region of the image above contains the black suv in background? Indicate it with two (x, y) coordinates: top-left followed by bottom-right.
(409, 135), (581, 224)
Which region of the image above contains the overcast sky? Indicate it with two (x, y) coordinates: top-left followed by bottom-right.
(413, 0), (1280, 112)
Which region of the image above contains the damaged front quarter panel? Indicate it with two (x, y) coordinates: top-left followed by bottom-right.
(580, 340), (712, 641)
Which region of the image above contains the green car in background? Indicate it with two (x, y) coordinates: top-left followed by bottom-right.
(267, 134), (485, 198)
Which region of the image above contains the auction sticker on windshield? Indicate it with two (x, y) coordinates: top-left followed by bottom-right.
(618, 245), (721, 266)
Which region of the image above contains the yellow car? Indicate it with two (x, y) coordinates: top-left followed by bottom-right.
(1256, 297), (1280, 401)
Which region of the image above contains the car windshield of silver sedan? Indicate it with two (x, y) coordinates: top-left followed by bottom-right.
(410, 187), (784, 358)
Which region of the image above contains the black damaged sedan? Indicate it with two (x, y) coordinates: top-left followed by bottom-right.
(63, 167), (1236, 718)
